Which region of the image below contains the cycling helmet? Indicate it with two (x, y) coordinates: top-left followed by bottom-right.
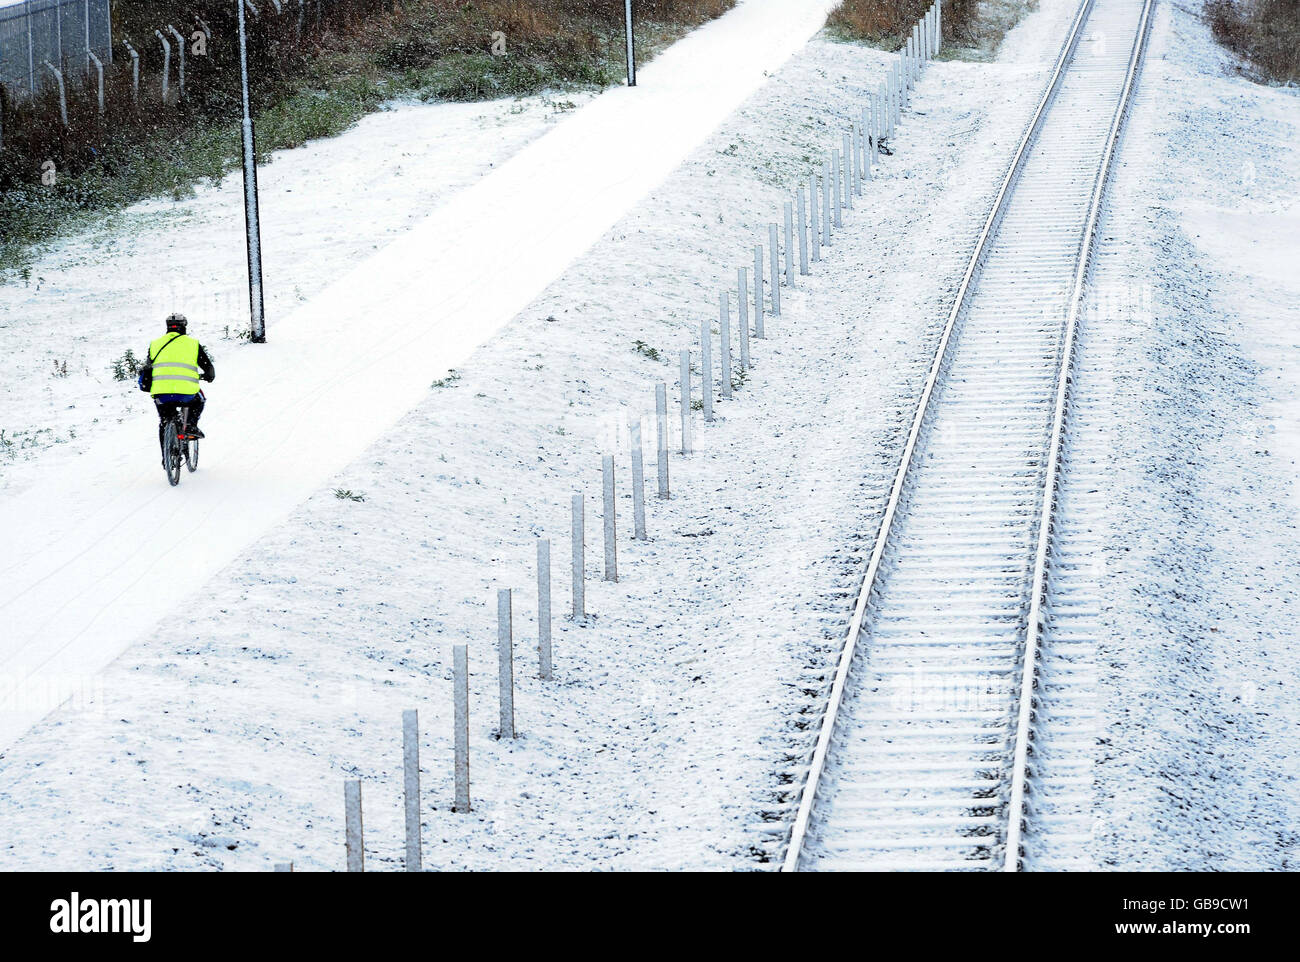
(165, 312), (188, 334)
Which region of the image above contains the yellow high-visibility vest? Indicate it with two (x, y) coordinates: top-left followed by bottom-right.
(148, 333), (202, 396)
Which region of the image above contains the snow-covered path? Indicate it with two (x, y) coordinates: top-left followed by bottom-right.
(0, 0), (839, 749)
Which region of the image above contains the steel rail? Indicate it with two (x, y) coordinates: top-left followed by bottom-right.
(781, 0), (1097, 872)
(1003, 0), (1156, 872)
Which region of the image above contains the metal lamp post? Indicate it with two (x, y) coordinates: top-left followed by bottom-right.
(237, 0), (267, 342)
(624, 0), (635, 87)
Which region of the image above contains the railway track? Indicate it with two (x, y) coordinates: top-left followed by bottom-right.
(782, 0), (1155, 871)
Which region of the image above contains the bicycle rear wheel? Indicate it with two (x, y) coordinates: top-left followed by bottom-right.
(163, 420), (182, 486)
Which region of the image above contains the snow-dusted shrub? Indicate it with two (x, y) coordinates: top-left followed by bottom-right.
(828, 0), (980, 46)
(1206, 0), (1300, 84)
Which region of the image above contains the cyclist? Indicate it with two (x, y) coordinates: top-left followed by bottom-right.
(138, 313), (215, 460)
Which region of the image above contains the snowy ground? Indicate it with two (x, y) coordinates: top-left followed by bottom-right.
(2, 0), (1294, 873)
(0, 95), (593, 491)
(1052, 0), (1300, 869)
(0, 0), (844, 749)
(0, 0), (1082, 869)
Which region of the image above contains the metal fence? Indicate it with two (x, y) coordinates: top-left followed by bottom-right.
(0, 0), (113, 97)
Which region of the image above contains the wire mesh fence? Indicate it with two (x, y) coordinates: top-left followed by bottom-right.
(0, 0), (113, 97)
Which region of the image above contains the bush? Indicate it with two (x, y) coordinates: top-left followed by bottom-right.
(0, 0), (736, 271)
(828, 0), (980, 46)
(111, 348), (142, 381)
(1206, 0), (1300, 84)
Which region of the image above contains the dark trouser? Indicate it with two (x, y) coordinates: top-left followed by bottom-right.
(154, 393), (205, 452)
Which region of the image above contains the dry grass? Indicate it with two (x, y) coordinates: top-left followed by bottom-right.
(828, 0), (980, 47)
(0, 0), (738, 188)
(0, 0), (735, 268)
(1206, 0), (1300, 84)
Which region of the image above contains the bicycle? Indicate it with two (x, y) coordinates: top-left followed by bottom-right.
(160, 405), (200, 486)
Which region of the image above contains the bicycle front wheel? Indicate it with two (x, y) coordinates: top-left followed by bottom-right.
(185, 437), (199, 473)
(163, 420), (182, 486)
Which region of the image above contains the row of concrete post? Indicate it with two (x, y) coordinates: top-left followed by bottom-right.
(321, 1), (946, 873)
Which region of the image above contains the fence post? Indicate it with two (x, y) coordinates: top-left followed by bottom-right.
(679, 350), (691, 454)
(153, 31), (170, 102)
(871, 90), (880, 154)
(864, 105), (875, 175)
(768, 224), (781, 317)
(737, 269), (751, 370)
(861, 120), (869, 183)
(41, 62), (67, 126)
(403, 709), (420, 872)
(87, 51), (104, 116)
(899, 56), (906, 117)
(719, 291), (732, 399)
(602, 455), (618, 582)
(124, 41), (139, 104)
(571, 494), (585, 618)
(497, 589), (514, 738)
(699, 313), (713, 423)
(630, 422), (647, 540)
(810, 178), (821, 262)
(537, 538), (552, 679)
(166, 25), (186, 100)
(892, 61), (900, 125)
(822, 162), (833, 245)
(796, 189), (809, 275)
(885, 69), (894, 135)
(344, 779), (363, 872)
(753, 245), (765, 338)
(843, 136), (854, 209)
(891, 63), (900, 130)
(831, 150), (843, 227)
(863, 107), (873, 178)
(736, 269), (750, 368)
(453, 644), (470, 812)
(783, 202), (796, 286)
(847, 130), (858, 201)
(856, 120), (867, 184)
(655, 383), (670, 498)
